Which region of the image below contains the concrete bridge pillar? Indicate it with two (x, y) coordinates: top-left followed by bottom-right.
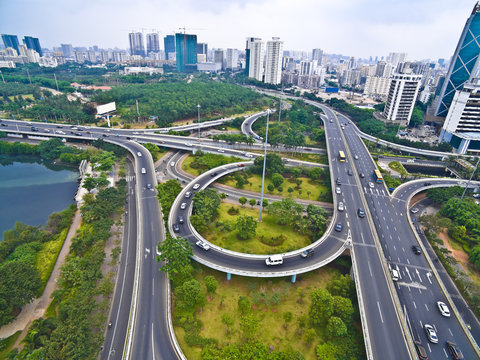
(227, 273), (231, 281)
(291, 274), (297, 283)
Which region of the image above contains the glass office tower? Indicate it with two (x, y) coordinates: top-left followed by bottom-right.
(435, 2), (480, 116)
(1, 34), (20, 53)
(23, 36), (42, 57)
(175, 33), (197, 72)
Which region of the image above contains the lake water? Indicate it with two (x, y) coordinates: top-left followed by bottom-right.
(0, 157), (79, 240)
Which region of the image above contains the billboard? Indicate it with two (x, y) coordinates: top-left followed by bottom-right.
(97, 102), (116, 115)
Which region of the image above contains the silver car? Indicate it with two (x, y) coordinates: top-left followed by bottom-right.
(196, 240), (210, 251)
(424, 324), (438, 343)
(180, 202), (187, 210)
(436, 301), (450, 317)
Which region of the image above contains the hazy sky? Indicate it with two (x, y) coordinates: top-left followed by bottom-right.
(0, 0), (476, 60)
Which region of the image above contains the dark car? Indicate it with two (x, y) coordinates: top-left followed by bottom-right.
(301, 248), (314, 258)
(412, 245), (422, 255)
(103, 134), (109, 137)
(357, 208), (365, 218)
(347, 169), (353, 176)
(173, 223), (180, 233)
(424, 182), (432, 186)
(0, 123), (7, 127)
(336, 178), (342, 185)
(178, 216), (184, 224)
(335, 223), (343, 232)
(446, 341), (464, 360)
(359, 172), (365, 178)
(146, 183), (152, 189)
(414, 342), (428, 360)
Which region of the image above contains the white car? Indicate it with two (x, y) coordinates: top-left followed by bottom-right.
(354, 155), (359, 160)
(217, 149), (225, 153)
(137, 152), (142, 157)
(186, 143), (193, 147)
(193, 183), (201, 190)
(336, 187), (341, 195)
(391, 269), (399, 281)
(436, 301), (450, 317)
(410, 207), (419, 214)
(338, 202), (344, 211)
(424, 324), (438, 344)
(180, 202), (187, 210)
(170, 161), (175, 167)
(196, 240), (210, 251)
(369, 182), (375, 189)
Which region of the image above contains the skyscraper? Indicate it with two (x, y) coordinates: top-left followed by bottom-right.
(164, 35), (176, 60)
(23, 36), (42, 57)
(61, 44), (74, 58)
(1, 34), (19, 53)
(175, 33), (197, 72)
(264, 37), (283, 85)
(128, 32), (145, 57)
(312, 48), (323, 64)
(435, 2), (480, 117)
(146, 33), (160, 54)
(382, 72), (422, 124)
(245, 37), (264, 81)
(387, 52), (407, 67)
(226, 49), (239, 70)
(214, 49), (224, 69)
(196, 43), (208, 55)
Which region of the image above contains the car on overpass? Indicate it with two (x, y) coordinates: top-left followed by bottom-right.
(424, 324), (438, 344)
(437, 301), (450, 317)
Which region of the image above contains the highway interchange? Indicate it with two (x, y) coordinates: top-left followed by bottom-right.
(1, 94), (480, 360)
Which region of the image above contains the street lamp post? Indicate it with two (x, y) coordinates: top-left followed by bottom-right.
(259, 109), (270, 222)
(461, 156), (480, 200)
(197, 104), (201, 139)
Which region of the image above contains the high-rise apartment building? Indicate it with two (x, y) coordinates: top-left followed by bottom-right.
(264, 37), (283, 85)
(164, 35), (176, 60)
(375, 61), (394, 78)
(312, 48), (323, 64)
(245, 37), (264, 81)
(214, 49), (224, 69)
(226, 48), (239, 70)
(382, 72), (422, 124)
(1, 34), (19, 53)
(128, 32), (145, 57)
(196, 43), (208, 56)
(146, 33), (160, 54)
(363, 76), (392, 99)
(175, 33), (197, 72)
(61, 44), (74, 58)
(300, 61), (314, 75)
(435, 2), (480, 117)
(23, 36), (42, 57)
(387, 52), (407, 67)
(439, 79), (480, 153)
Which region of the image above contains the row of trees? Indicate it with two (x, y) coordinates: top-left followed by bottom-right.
(93, 79), (268, 125)
(0, 205), (76, 327)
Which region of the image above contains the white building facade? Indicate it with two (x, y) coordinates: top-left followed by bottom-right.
(246, 37), (264, 81)
(264, 37), (283, 85)
(382, 73), (422, 124)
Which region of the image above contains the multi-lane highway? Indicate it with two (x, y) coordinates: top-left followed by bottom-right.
(2, 97), (479, 360)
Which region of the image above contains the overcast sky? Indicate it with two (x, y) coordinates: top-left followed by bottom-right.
(0, 0), (476, 60)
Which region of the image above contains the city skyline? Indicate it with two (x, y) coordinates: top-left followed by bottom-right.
(0, 0), (476, 60)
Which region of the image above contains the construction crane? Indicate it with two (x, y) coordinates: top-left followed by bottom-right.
(178, 26), (206, 35)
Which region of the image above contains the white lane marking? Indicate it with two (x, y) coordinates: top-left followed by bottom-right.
(443, 348), (448, 357)
(425, 303), (429, 311)
(420, 320), (423, 328)
(360, 232), (365, 244)
(413, 301), (417, 309)
(394, 226), (397, 232)
(151, 323), (156, 360)
(426, 272), (432, 284)
(377, 301), (384, 323)
(402, 247), (405, 253)
(449, 328), (453, 337)
(393, 245), (397, 251)
(416, 269), (422, 283)
(405, 267), (412, 281)
(368, 261), (373, 277)
(406, 258), (410, 265)
(346, 212), (349, 219)
(427, 343), (431, 353)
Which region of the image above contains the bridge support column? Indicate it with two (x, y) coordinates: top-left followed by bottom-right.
(291, 274), (296, 283)
(227, 273), (231, 281)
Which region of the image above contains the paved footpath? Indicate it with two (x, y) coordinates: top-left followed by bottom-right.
(0, 209), (82, 343)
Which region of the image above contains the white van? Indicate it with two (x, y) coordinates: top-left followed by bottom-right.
(141, 168), (146, 174)
(265, 255), (283, 266)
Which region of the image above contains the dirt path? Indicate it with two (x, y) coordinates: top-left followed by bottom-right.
(438, 231), (470, 268)
(0, 210), (82, 343)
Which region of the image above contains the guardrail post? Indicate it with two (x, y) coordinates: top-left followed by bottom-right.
(291, 274), (296, 283)
(227, 273), (231, 281)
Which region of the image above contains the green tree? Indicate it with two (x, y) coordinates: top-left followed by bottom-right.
(253, 153), (284, 175)
(326, 316), (348, 338)
(267, 183), (275, 192)
(309, 288), (333, 327)
(190, 214), (208, 233)
(303, 328), (317, 346)
(240, 314), (259, 341)
(268, 198), (303, 226)
(238, 196), (247, 207)
(156, 235), (193, 280)
(291, 167), (302, 179)
(332, 296), (354, 325)
(316, 343), (337, 360)
(176, 279), (205, 309)
(271, 173), (284, 188)
(221, 313), (234, 334)
(234, 215), (257, 240)
(82, 175), (96, 192)
(237, 295), (252, 315)
(409, 107), (424, 127)
(204, 275), (218, 294)
(193, 189), (221, 224)
(249, 198), (257, 208)
(287, 187), (294, 195)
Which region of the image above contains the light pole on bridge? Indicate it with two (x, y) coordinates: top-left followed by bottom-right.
(258, 109), (270, 222)
(197, 104), (201, 139)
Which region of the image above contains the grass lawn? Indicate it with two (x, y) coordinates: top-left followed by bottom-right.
(8, 94), (34, 101)
(181, 155), (201, 176)
(175, 264), (350, 360)
(200, 203), (312, 254)
(0, 331), (21, 359)
(224, 173), (330, 202)
(35, 228), (68, 288)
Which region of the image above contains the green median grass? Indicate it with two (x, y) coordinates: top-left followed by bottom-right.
(0, 331), (21, 359)
(224, 174), (330, 202)
(199, 203), (311, 254)
(175, 264), (341, 360)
